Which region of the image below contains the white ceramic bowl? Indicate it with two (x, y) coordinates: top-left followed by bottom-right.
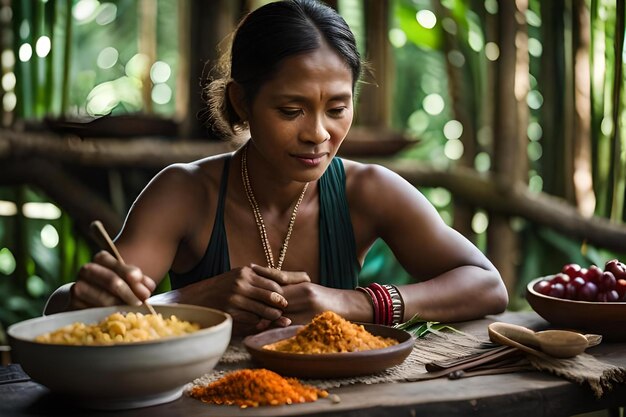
(8, 304), (232, 410)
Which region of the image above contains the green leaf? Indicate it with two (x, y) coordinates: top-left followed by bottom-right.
(395, 313), (459, 339)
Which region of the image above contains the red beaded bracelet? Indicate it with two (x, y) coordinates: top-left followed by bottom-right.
(369, 283), (393, 326)
(357, 283), (405, 326)
(356, 286), (380, 324)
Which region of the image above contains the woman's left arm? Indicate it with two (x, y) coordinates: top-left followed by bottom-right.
(346, 162), (509, 323)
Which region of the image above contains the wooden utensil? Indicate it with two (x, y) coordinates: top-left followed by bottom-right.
(488, 322), (601, 359)
(90, 220), (157, 316)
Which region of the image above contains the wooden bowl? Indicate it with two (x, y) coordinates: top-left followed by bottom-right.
(526, 277), (626, 341)
(243, 324), (414, 379)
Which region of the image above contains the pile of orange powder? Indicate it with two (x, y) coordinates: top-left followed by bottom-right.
(188, 369), (327, 407)
(265, 310), (398, 354)
(189, 311), (394, 407)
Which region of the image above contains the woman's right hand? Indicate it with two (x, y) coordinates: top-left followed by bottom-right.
(151, 264), (310, 336)
(70, 251), (156, 309)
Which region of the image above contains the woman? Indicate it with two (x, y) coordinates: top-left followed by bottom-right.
(46, 0), (508, 335)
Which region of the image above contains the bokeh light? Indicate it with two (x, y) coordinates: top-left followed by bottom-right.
(2, 72), (16, 91)
(73, 0), (100, 23)
(407, 110), (429, 135)
(472, 211), (489, 234)
(388, 28), (407, 48)
(447, 50), (465, 67)
(0, 247), (16, 275)
(18, 43), (32, 62)
(443, 120), (463, 140)
(150, 61), (171, 84)
(430, 188), (452, 208)
(527, 90), (544, 110)
(97, 47), (119, 69)
(22, 202), (62, 220)
(41, 224), (60, 249)
(1, 49), (15, 69)
(96, 2), (117, 25)
(527, 122), (543, 141)
(151, 83), (172, 105)
(2, 92), (16, 112)
(528, 38), (543, 57)
(474, 152), (491, 172)
(444, 139), (464, 160)
(423, 93), (445, 115)
(0, 201), (17, 216)
(485, 42), (499, 61)
(416, 10), (437, 29)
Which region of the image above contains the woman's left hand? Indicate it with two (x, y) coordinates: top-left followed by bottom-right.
(279, 282), (356, 325)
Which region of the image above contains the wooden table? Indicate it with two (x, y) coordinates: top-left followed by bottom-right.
(2, 311), (625, 417)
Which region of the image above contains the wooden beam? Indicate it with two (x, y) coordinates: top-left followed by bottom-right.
(372, 159), (626, 253)
(2, 128), (626, 253)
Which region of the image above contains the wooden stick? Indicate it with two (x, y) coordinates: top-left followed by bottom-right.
(90, 220), (158, 316)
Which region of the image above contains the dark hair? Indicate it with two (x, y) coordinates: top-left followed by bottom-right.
(203, 0), (362, 137)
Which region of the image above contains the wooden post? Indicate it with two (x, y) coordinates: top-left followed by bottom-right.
(356, 0), (392, 127)
(488, 0), (530, 296)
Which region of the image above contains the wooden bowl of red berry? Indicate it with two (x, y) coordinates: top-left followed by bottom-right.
(526, 259), (626, 341)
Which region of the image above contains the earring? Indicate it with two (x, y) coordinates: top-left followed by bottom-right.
(234, 120), (249, 133)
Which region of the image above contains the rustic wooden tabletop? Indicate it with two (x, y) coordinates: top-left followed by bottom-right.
(2, 311), (625, 417)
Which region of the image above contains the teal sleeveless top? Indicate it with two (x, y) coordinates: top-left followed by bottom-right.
(169, 156), (361, 290)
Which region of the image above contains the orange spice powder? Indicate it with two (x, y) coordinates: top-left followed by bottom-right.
(265, 310), (398, 354)
(189, 369), (328, 407)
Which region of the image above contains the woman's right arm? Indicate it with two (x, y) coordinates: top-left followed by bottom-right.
(45, 163), (206, 314)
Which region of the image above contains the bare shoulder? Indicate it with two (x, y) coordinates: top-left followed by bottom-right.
(342, 158), (401, 187)
(140, 154), (231, 202)
(341, 158), (443, 233)
(342, 159), (430, 209)
(125, 153), (233, 232)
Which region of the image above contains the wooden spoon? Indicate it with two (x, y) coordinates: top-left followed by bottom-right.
(90, 220), (158, 316)
(488, 322), (600, 359)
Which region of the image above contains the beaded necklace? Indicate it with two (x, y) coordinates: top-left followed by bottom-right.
(241, 145), (309, 270)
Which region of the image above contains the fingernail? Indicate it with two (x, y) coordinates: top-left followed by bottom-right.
(270, 292), (287, 306)
(127, 269), (142, 280)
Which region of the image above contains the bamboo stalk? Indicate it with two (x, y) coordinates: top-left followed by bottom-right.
(61, 0), (72, 115)
(50, 0), (71, 116)
(609, 0), (625, 222)
(138, 0), (157, 114)
(14, 0), (33, 118)
(33, 0), (46, 117)
(589, 0), (611, 217)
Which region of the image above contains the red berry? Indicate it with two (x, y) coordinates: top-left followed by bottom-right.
(615, 279), (626, 299)
(534, 280), (552, 295)
(561, 263), (582, 279)
(579, 281), (599, 301)
(548, 283), (565, 298)
(584, 265), (603, 283)
(564, 283), (579, 299)
(551, 273), (571, 285)
(598, 271), (617, 291)
(606, 290), (620, 302)
(605, 259), (626, 280)
(571, 276), (586, 289)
